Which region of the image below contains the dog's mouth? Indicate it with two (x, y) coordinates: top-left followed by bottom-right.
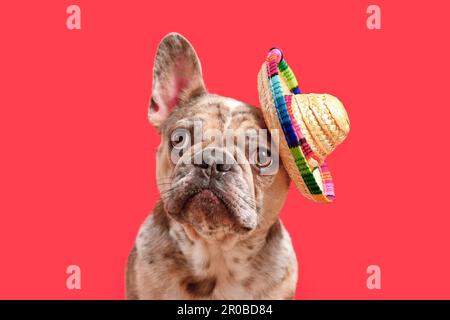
(184, 189), (230, 218)
(184, 189), (224, 210)
(184, 188), (234, 226)
(170, 186), (255, 236)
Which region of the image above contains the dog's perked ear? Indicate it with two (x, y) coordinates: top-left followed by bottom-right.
(148, 33), (207, 129)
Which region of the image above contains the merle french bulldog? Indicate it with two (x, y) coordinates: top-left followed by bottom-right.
(126, 33), (297, 299)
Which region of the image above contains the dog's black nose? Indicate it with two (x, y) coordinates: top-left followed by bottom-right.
(194, 161), (232, 172)
(194, 159), (210, 170)
(193, 148), (234, 173)
(215, 163), (232, 172)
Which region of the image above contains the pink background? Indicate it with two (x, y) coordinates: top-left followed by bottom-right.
(1, 1), (449, 299)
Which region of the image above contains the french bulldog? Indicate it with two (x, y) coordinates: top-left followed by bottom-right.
(126, 33), (298, 299)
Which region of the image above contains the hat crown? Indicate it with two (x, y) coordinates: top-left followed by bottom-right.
(292, 93), (350, 162)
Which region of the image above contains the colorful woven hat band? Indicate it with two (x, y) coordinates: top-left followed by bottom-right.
(265, 48), (336, 203)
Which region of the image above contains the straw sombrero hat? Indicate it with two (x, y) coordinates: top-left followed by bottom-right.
(258, 48), (350, 203)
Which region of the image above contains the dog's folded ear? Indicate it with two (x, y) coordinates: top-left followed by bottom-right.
(148, 33), (207, 129)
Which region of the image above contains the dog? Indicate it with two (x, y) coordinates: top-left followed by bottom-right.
(126, 33), (298, 299)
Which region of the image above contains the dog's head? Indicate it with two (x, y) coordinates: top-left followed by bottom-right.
(149, 33), (290, 240)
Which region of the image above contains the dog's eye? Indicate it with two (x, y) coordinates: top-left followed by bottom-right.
(253, 147), (273, 168)
(170, 128), (190, 149)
